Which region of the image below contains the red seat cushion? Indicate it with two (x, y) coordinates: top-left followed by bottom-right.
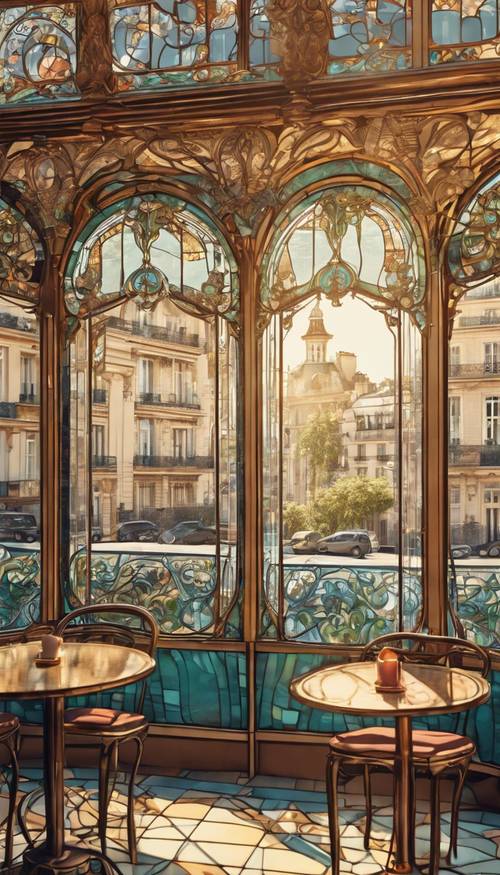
(330, 726), (474, 761)
(64, 707), (147, 733)
(0, 713), (19, 735)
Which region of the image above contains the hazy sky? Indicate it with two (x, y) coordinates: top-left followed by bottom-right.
(283, 294), (396, 384)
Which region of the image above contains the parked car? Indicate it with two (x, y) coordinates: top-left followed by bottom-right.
(317, 531), (371, 558)
(0, 512), (39, 542)
(351, 529), (379, 552)
(116, 520), (160, 542)
(159, 520), (217, 545)
(474, 540), (500, 558)
(450, 544), (472, 559)
(289, 531), (322, 554)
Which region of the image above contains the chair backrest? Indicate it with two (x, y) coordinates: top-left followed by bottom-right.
(55, 603), (159, 713)
(360, 632), (490, 677)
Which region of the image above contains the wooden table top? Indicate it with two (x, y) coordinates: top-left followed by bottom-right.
(0, 641), (155, 699)
(290, 661), (490, 718)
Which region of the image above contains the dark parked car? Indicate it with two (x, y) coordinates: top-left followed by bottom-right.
(159, 520), (217, 545)
(450, 544), (472, 559)
(116, 520), (160, 542)
(0, 512), (39, 542)
(474, 540), (500, 558)
(289, 531), (322, 554)
(317, 531), (371, 558)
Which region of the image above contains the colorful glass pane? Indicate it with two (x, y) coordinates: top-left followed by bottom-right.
(0, 198), (43, 303)
(0, 4), (77, 103)
(326, 0), (411, 75)
(430, 0), (500, 64)
(64, 193), (239, 321)
(448, 173), (500, 288)
(110, 0), (242, 89)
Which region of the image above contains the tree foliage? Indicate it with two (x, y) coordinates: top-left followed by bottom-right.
(298, 410), (342, 497)
(283, 502), (309, 538)
(307, 476), (394, 535)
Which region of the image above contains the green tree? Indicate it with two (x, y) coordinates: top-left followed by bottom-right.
(283, 502), (309, 538)
(308, 476), (394, 535)
(298, 410), (342, 498)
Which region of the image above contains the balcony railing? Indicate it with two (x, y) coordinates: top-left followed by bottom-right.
(105, 316), (201, 348)
(449, 444), (500, 467)
(458, 314), (500, 327)
(92, 388), (108, 403)
(356, 428), (395, 441)
(19, 391), (38, 403)
(0, 479), (39, 497)
(450, 363), (500, 379)
(136, 392), (201, 409)
(376, 454), (392, 462)
(0, 402), (17, 419)
(0, 312), (38, 334)
(134, 454), (214, 469)
(92, 456), (117, 469)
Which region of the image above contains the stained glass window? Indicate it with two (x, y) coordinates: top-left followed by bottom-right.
(448, 173), (500, 649)
(110, 0), (241, 89)
(0, 198), (43, 631)
(62, 192), (241, 637)
(0, 4), (77, 103)
(260, 183), (424, 644)
(430, 0), (500, 64)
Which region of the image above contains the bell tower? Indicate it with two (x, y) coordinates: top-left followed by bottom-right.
(302, 297), (332, 363)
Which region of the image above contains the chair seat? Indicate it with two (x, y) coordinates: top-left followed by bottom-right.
(330, 726), (474, 762)
(64, 707), (147, 734)
(0, 713), (19, 736)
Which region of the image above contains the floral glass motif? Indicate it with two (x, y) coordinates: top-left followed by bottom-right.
(448, 173), (500, 289)
(326, 0), (410, 75)
(110, 0), (242, 89)
(430, 0), (500, 65)
(0, 198), (43, 304)
(64, 193), (239, 321)
(0, 4), (77, 103)
(260, 186), (425, 329)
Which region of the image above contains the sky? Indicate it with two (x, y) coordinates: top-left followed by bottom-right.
(283, 294), (396, 385)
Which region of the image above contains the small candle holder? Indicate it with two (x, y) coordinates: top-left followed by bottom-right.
(36, 634), (63, 667)
(375, 646), (405, 693)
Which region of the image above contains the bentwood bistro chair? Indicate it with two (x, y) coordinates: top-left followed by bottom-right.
(0, 712), (20, 867)
(326, 632), (490, 875)
(55, 603), (159, 863)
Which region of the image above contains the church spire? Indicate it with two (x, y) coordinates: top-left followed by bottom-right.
(302, 297), (332, 363)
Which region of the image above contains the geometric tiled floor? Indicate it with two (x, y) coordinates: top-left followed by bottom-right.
(2, 768), (500, 874)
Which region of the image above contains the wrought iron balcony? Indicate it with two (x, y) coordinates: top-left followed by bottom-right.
(0, 312), (38, 333)
(134, 454), (214, 468)
(449, 444), (500, 467)
(92, 388), (108, 403)
(136, 392), (201, 409)
(104, 316), (201, 348)
(92, 456), (117, 469)
(0, 403), (17, 419)
(450, 362), (500, 378)
(356, 427), (395, 441)
(0, 479), (39, 497)
(458, 313), (500, 327)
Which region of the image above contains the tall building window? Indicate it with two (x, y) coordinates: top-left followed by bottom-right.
(138, 358), (154, 395)
(20, 355), (36, 401)
(138, 419), (153, 457)
(449, 397), (461, 444)
(92, 425), (105, 458)
(486, 397), (500, 445)
(0, 347), (7, 402)
(25, 433), (37, 480)
(485, 343), (500, 374)
(173, 428), (194, 459)
(139, 483), (155, 512)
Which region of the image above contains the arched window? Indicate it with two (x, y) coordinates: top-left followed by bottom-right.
(62, 192), (241, 638)
(260, 180), (424, 644)
(447, 173), (500, 649)
(0, 195), (44, 631)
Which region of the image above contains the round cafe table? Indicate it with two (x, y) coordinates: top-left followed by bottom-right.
(0, 640), (155, 874)
(290, 661), (490, 875)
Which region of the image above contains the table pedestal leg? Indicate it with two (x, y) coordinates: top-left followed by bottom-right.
(19, 696), (122, 875)
(392, 715), (415, 875)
